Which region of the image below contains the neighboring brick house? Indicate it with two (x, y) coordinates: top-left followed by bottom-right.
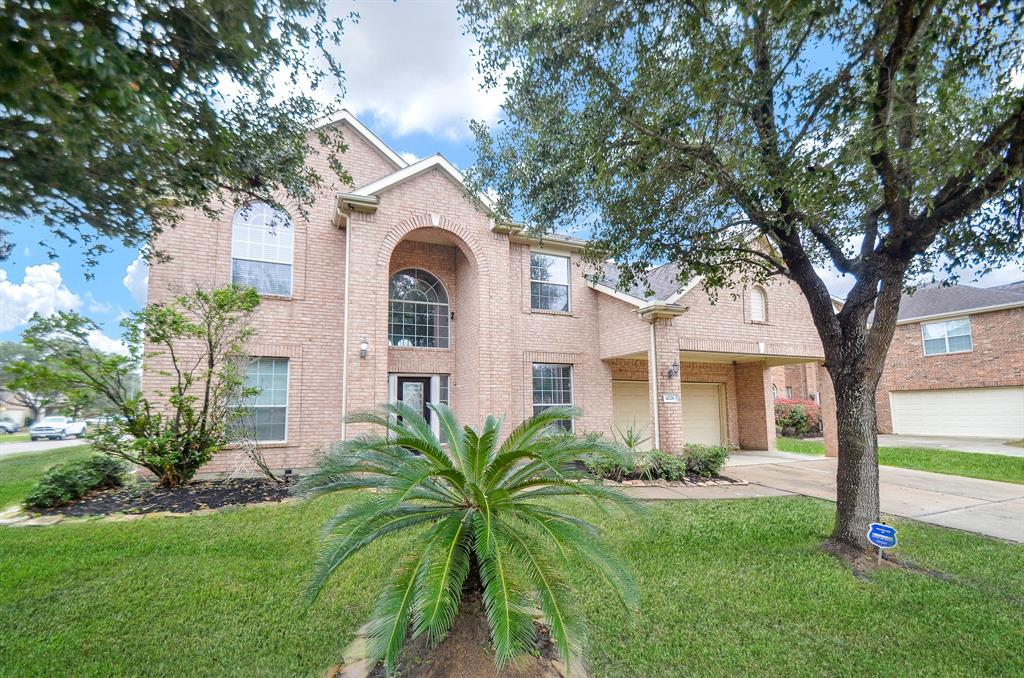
(874, 282), (1024, 438)
(144, 111), (828, 474)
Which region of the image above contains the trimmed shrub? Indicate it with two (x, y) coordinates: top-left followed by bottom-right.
(24, 455), (128, 509)
(682, 443), (731, 478)
(774, 398), (822, 436)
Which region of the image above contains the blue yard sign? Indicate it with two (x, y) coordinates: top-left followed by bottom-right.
(867, 523), (898, 549)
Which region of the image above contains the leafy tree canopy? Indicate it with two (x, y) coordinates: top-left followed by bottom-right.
(1, 0), (353, 268)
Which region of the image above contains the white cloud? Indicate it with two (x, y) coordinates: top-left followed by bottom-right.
(819, 261), (1024, 300)
(86, 293), (113, 314)
(0, 263), (81, 332)
(86, 330), (129, 356)
(123, 254), (148, 305)
(329, 3), (504, 140)
(399, 151), (421, 164)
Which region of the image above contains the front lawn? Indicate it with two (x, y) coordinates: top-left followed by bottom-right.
(0, 445), (93, 508)
(0, 433), (31, 444)
(776, 437), (1024, 485)
(1, 450), (1022, 676)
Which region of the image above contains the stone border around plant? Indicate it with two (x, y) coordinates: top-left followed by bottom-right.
(601, 476), (748, 488)
(323, 623), (590, 678)
(0, 498), (296, 527)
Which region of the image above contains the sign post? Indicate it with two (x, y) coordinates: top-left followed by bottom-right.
(867, 522), (897, 565)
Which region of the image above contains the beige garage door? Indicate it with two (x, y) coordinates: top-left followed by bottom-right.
(890, 387), (1024, 438)
(611, 381), (652, 450)
(682, 383), (724, 445)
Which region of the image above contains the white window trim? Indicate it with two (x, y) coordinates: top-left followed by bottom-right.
(230, 203), (295, 298)
(388, 372), (446, 438)
(531, 362), (574, 432)
(921, 317), (973, 356)
(529, 251), (572, 313)
(245, 357), (290, 444)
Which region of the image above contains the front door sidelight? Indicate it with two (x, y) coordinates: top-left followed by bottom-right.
(397, 376), (432, 425)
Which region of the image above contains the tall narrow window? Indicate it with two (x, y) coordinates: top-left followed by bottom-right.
(530, 252), (570, 312)
(233, 358), (289, 441)
(922, 318), (973, 355)
(389, 269), (450, 348)
(749, 286), (767, 322)
(532, 363), (573, 431)
(231, 203), (294, 297)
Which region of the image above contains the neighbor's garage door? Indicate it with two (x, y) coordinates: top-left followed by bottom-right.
(890, 387), (1024, 438)
(682, 383), (724, 445)
(611, 381), (652, 450)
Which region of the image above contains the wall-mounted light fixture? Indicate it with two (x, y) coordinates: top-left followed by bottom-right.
(666, 360), (680, 379)
(359, 335), (368, 359)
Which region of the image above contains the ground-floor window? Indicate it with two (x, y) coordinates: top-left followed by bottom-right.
(233, 357), (289, 441)
(532, 363), (573, 431)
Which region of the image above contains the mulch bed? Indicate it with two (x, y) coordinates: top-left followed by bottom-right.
(40, 478), (292, 517)
(365, 593), (564, 678)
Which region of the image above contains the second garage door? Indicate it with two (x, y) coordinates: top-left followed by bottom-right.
(682, 383), (724, 445)
(890, 387), (1024, 438)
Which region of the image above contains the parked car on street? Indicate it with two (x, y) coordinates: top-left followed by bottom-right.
(0, 420), (21, 434)
(29, 416), (87, 441)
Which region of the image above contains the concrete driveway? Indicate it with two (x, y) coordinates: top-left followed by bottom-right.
(0, 438), (87, 458)
(726, 452), (1024, 543)
(878, 434), (1024, 457)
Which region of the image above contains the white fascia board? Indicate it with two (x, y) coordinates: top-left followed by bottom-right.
(352, 154), (497, 210)
(313, 109), (407, 169)
(586, 280), (645, 307)
(896, 300), (1024, 325)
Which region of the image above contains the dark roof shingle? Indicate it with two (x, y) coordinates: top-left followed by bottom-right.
(896, 282), (1024, 321)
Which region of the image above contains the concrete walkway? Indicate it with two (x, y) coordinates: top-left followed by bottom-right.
(878, 434), (1024, 457)
(724, 451), (1024, 543)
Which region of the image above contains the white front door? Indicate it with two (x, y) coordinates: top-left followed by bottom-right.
(681, 383), (724, 445)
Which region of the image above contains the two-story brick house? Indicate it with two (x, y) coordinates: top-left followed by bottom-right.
(144, 111), (829, 474)
(874, 282), (1024, 438)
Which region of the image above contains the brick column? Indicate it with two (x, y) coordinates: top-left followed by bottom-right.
(734, 360), (776, 451)
(647, 319), (684, 453)
(816, 363), (839, 457)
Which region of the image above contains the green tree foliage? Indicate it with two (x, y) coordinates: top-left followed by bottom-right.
(0, 341), (61, 422)
(298, 403), (639, 675)
(12, 286), (259, 486)
(460, 0), (1024, 552)
(0, 0), (352, 266)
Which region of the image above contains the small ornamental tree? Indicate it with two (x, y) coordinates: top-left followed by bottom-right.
(461, 0), (1024, 554)
(12, 286), (260, 486)
(0, 342), (61, 422)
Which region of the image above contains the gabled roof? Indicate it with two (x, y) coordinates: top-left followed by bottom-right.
(992, 279), (1024, 293)
(315, 109), (408, 170)
(598, 260), (692, 302)
(349, 153), (496, 210)
(894, 282), (1024, 322)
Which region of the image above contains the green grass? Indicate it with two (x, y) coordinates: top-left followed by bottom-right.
(0, 445), (94, 508)
(1, 451), (1022, 676)
(0, 433), (31, 444)
(776, 437), (1024, 484)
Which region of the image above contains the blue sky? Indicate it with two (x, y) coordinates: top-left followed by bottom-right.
(1, 1), (1021, 349)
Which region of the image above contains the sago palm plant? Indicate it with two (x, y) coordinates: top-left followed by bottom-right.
(298, 402), (639, 675)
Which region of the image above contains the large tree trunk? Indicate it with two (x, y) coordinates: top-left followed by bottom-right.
(829, 369), (881, 550)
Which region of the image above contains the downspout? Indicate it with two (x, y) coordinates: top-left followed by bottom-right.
(649, 321), (661, 450)
(339, 212), (351, 440)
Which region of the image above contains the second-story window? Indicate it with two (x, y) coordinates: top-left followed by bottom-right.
(231, 203), (294, 297)
(922, 318), (972, 356)
(749, 286), (767, 322)
(389, 269), (450, 348)
(530, 252), (570, 312)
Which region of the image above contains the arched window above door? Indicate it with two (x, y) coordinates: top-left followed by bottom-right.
(388, 269), (450, 348)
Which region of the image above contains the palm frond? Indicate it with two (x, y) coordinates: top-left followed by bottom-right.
(474, 513), (536, 669)
(413, 510), (473, 645)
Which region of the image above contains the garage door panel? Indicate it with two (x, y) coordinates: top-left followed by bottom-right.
(682, 383), (723, 446)
(611, 381), (653, 450)
(890, 387), (1024, 438)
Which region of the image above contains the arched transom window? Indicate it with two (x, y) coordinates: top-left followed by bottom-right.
(388, 269), (450, 348)
(231, 203), (294, 297)
(749, 286), (767, 323)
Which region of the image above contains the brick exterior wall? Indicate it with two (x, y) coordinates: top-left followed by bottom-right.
(143, 115), (827, 473)
(875, 307), (1024, 433)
